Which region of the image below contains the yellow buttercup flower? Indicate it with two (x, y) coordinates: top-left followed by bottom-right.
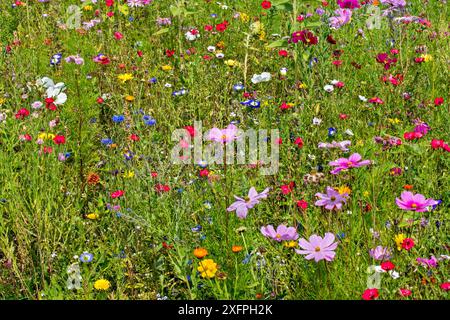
(284, 241), (297, 248)
(363, 191), (370, 197)
(197, 259), (218, 279)
(394, 234), (405, 251)
(83, 5), (93, 11)
(117, 73), (133, 83)
(38, 133), (55, 140)
(388, 118), (401, 124)
(239, 12), (249, 23)
(0, 98), (5, 105)
(125, 95), (134, 102)
(86, 213), (99, 220)
(94, 279), (111, 291)
(161, 65), (172, 71)
(224, 60), (239, 67)
(123, 171), (135, 178)
(420, 54), (432, 62)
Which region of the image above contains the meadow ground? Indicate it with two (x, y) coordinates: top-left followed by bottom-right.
(0, 0), (449, 300)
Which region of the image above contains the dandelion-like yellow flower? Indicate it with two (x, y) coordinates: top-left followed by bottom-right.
(117, 73), (133, 83)
(83, 5), (93, 11)
(0, 98), (5, 105)
(224, 60), (239, 67)
(394, 234), (406, 251)
(363, 191), (370, 197)
(388, 118), (402, 124)
(94, 279), (111, 291)
(197, 259), (218, 279)
(336, 186), (352, 195)
(161, 65), (172, 72)
(123, 171), (135, 178)
(125, 95), (134, 102)
(239, 12), (250, 23)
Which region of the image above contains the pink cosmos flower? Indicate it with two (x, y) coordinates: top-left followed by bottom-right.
(208, 124), (239, 144)
(295, 232), (338, 262)
(318, 140), (351, 151)
(260, 225), (299, 242)
(329, 9), (352, 29)
(416, 256), (438, 268)
(227, 187), (270, 219)
(329, 153), (371, 174)
(395, 191), (438, 212)
(369, 246), (391, 260)
(315, 187), (348, 211)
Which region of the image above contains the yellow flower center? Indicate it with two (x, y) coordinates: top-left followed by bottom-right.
(411, 203), (417, 208)
(315, 247), (321, 252)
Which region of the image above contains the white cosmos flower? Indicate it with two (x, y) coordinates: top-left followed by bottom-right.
(207, 46), (216, 52)
(389, 270), (400, 279)
(359, 95), (367, 102)
(251, 72), (271, 84)
(324, 84), (334, 92)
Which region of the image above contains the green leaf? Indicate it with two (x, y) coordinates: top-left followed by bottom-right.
(272, 0), (293, 12)
(153, 28), (170, 36)
(170, 5), (184, 17)
(266, 39), (288, 48)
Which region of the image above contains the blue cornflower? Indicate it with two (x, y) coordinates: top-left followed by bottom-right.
(79, 252), (94, 263)
(328, 127), (337, 137)
(191, 225), (202, 232)
(50, 53), (62, 66)
(101, 138), (113, 145)
(241, 99), (260, 109)
(149, 77), (157, 84)
(112, 115), (125, 123)
(233, 83), (244, 91)
(143, 115), (156, 126)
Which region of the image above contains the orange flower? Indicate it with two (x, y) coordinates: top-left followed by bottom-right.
(403, 184), (413, 190)
(87, 172), (100, 186)
(193, 247), (208, 259)
(231, 245), (243, 253)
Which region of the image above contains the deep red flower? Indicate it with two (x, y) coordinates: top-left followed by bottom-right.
(155, 184), (170, 193)
(294, 137), (304, 148)
(291, 30), (318, 45)
(261, 0), (271, 9)
(204, 25), (213, 31)
(296, 200), (308, 210)
(215, 23), (227, 32)
(165, 49), (175, 57)
(278, 50), (288, 57)
(105, 0), (114, 6)
(326, 34), (337, 44)
(111, 190), (124, 198)
(441, 282), (450, 291)
(399, 288), (412, 297)
(402, 238), (414, 250)
(431, 139), (444, 149)
(381, 261), (395, 271)
(184, 125), (196, 137)
(129, 134), (140, 141)
(199, 169), (209, 177)
(362, 288), (379, 300)
(15, 108), (30, 119)
(280, 182), (295, 195)
(434, 97), (444, 106)
(53, 135), (66, 145)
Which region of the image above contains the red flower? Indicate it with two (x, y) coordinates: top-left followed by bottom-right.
(155, 184), (170, 193)
(114, 32), (123, 40)
(45, 98), (57, 111)
(15, 108), (30, 119)
(339, 113), (348, 120)
(199, 169), (209, 177)
(215, 23), (227, 32)
(184, 125), (196, 137)
(381, 261), (395, 271)
(111, 190), (124, 199)
(291, 30), (318, 45)
(434, 97), (444, 106)
(53, 135), (66, 145)
(399, 288), (412, 297)
(369, 97), (384, 104)
(278, 50), (288, 57)
(326, 34), (337, 44)
(97, 97), (104, 104)
(362, 288), (379, 300)
(296, 200), (308, 210)
(280, 182), (295, 195)
(165, 49), (175, 57)
(137, 50), (143, 57)
(402, 238), (414, 250)
(43, 146), (53, 154)
(151, 171), (158, 178)
(294, 137), (304, 148)
(204, 25), (213, 31)
(129, 134), (140, 141)
(261, 0), (271, 9)
(279, 102), (291, 110)
(105, 0), (114, 6)
(440, 282), (450, 291)
(107, 11), (114, 17)
(332, 60), (343, 66)
(431, 139), (444, 149)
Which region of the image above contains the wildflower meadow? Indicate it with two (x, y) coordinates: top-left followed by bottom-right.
(0, 0), (449, 301)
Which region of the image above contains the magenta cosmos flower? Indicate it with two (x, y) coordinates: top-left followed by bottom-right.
(227, 187), (270, 219)
(395, 191), (438, 212)
(295, 233), (338, 262)
(329, 153), (371, 174)
(315, 187), (348, 211)
(261, 225), (299, 242)
(208, 124), (239, 144)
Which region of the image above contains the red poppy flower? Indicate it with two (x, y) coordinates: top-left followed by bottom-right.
(261, 0), (271, 9)
(111, 190), (125, 198)
(278, 50), (288, 57)
(15, 108), (30, 119)
(294, 137), (304, 148)
(402, 238), (414, 250)
(53, 135), (66, 145)
(296, 200), (308, 210)
(362, 288), (379, 300)
(434, 97), (444, 106)
(381, 261), (395, 271)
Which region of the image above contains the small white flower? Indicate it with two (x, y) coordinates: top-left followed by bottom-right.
(207, 46), (216, 52)
(312, 117), (322, 125)
(331, 79), (340, 85)
(32, 101), (43, 109)
(324, 84), (334, 92)
(346, 210), (352, 215)
(280, 67), (287, 76)
(216, 53), (225, 59)
(344, 129), (354, 136)
(164, 83), (172, 88)
(359, 95), (367, 102)
(374, 266), (386, 273)
(308, 154), (316, 160)
(389, 270), (400, 279)
(251, 72), (272, 84)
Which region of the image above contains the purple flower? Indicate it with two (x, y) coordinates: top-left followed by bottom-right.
(337, 0), (360, 9)
(329, 153), (371, 174)
(315, 187), (348, 211)
(416, 256), (438, 268)
(380, 0), (406, 7)
(369, 246), (392, 260)
(260, 225), (299, 242)
(65, 55), (84, 65)
(395, 191), (438, 212)
(295, 233), (339, 262)
(329, 9), (352, 29)
(208, 124), (239, 144)
(227, 187), (270, 219)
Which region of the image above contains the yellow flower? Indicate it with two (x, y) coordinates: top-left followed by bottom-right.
(388, 118), (401, 124)
(86, 213), (99, 220)
(38, 133), (55, 140)
(356, 140), (364, 146)
(284, 241), (297, 248)
(123, 171), (135, 178)
(224, 60), (239, 67)
(394, 234), (405, 251)
(420, 54), (432, 62)
(297, 83), (307, 89)
(117, 73), (133, 83)
(125, 95), (135, 102)
(197, 259), (218, 279)
(239, 12), (249, 23)
(94, 279), (111, 291)
(363, 191), (370, 197)
(83, 5), (93, 11)
(0, 98), (5, 105)
(161, 65), (172, 72)
(216, 41), (225, 49)
(259, 30), (266, 40)
(336, 186), (352, 195)
(250, 21), (263, 35)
